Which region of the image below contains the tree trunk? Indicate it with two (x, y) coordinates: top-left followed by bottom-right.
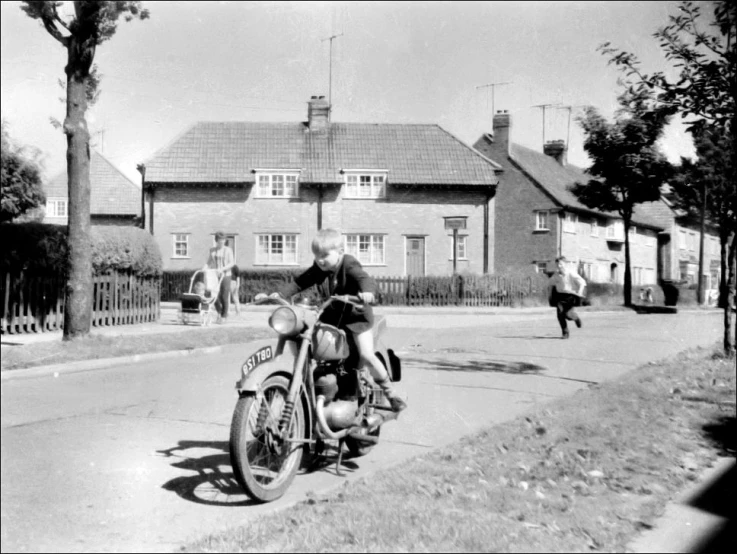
(62, 37), (93, 340)
(724, 231), (736, 358)
(623, 219), (632, 307)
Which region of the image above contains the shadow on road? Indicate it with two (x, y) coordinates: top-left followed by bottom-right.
(404, 357), (547, 374)
(158, 440), (257, 507)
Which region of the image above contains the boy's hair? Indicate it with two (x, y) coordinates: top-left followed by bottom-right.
(214, 231), (225, 241)
(311, 228), (343, 254)
(555, 256), (568, 263)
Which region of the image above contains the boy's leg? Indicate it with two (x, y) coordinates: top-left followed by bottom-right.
(555, 301), (569, 337)
(219, 276), (231, 320)
(354, 329), (407, 413)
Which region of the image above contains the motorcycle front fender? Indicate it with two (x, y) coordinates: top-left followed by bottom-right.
(236, 339), (300, 392)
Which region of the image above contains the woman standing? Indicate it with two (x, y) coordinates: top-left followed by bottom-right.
(202, 231), (234, 323)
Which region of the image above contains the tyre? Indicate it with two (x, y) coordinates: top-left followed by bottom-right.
(229, 375), (307, 503)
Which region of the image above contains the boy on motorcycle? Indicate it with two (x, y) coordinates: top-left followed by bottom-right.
(269, 228), (407, 413)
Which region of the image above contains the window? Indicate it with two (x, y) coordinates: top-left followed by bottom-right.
(256, 173), (299, 198)
(534, 210), (549, 231)
(591, 218), (599, 237)
(606, 220), (624, 240)
(172, 233), (189, 258)
(563, 212), (577, 233)
(679, 230), (687, 249)
(256, 234), (298, 264)
(45, 198), (67, 218)
(448, 235), (468, 260)
(688, 232), (696, 252)
(345, 234), (385, 265)
(344, 173), (386, 199)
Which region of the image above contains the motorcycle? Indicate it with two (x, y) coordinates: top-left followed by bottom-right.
(229, 294), (403, 503)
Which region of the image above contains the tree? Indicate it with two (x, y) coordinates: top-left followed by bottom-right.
(570, 87), (675, 307)
(600, 0), (736, 357)
(1, 119), (46, 223)
(669, 129), (736, 311)
(21, 1), (149, 340)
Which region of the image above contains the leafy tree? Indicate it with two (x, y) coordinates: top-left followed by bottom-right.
(1, 119), (46, 223)
(20, 1), (149, 340)
(600, 0), (736, 356)
(670, 129), (736, 308)
(570, 87), (675, 307)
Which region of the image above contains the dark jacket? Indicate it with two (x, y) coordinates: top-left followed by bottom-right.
(279, 253), (377, 298)
(279, 254), (377, 333)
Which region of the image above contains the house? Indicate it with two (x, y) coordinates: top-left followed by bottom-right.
(140, 96), (501, 276)
(472, 110), (663, 285)
(44, 149), (142, 226)
(636, 196), (721, 293)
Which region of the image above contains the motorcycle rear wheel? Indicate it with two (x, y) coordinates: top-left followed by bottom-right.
(230, 375), (307, 503)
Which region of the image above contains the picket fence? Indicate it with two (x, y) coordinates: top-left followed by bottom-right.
(1, 271), (160, 335)
(161, 271), (545, 307)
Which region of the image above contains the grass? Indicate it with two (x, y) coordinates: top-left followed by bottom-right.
(0, 326), (273, 371)
(184, 345), (735, 553)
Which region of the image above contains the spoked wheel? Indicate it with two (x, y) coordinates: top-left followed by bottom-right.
(229, 375), (307, 503)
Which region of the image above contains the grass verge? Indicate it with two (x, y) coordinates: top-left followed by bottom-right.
(184, 345), (735, 553)
(0, 326), (273, 371)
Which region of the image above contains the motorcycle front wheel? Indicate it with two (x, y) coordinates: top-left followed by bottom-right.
(229, 375), (307, 503)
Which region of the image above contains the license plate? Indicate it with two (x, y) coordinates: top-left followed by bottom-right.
(242, 345), (273, 374)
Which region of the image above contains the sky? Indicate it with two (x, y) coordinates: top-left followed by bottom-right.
(1, 1), (699, 187)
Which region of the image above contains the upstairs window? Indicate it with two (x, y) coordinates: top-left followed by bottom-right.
(563, 212), (577, 234)
(534, 210), (549, 231)
(606, 220), (624, 240)
(679, 230), (687, 249)
(344, 173), (386, 199)
(256, 172), (299, 198)
(628, 225), (637, 243)
(46, 198), (67, 218)
(345, 234), (385, 265)
(591, 218), (600, 237)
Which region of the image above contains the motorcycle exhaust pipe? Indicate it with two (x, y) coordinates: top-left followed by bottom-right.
(346, 431), (379, 444)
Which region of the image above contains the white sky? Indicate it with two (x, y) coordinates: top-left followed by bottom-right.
(1, 1), (698, 187)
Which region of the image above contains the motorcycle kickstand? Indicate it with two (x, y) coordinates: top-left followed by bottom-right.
(335, 438), (347, 477)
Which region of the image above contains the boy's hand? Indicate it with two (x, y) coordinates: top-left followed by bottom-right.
(358, 292), (375, 305)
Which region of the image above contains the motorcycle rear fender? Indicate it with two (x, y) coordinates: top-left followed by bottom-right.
(236, 339), (299, 392)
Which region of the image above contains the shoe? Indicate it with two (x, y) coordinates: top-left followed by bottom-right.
(388, 396), (407, 413)
(575, 318), (582, 328)
(562, 329), (570, 339)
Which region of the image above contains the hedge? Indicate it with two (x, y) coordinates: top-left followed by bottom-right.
(0, 222), (163, 277)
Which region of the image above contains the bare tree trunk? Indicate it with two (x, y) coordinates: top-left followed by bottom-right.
(62, 37), (92, 340)
(724, 231), (736, 358)
(623, 219), (632, 307)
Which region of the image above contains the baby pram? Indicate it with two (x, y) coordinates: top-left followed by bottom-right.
(178, 269), (223, 326)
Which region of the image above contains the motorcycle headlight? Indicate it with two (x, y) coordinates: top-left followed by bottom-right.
(269, 307), (303, 336)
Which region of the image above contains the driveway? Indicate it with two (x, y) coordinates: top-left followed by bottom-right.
(0, 310), (723, 552)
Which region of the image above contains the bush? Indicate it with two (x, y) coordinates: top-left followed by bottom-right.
(0, 222), (162, 277)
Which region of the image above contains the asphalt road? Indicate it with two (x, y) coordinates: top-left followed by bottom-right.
(0, 310), (723, 553)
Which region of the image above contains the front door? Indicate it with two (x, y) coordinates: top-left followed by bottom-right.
(406, 237), (425, 276)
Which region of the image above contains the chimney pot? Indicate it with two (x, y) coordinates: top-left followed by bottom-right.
(543, 140), (567, 166)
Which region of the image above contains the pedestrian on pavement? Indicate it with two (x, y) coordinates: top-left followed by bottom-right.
(230, 264), (241, 316)
(202, 231), (234, 324)
(548, 256), (586, 339)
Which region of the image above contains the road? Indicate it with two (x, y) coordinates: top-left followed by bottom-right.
(0, 310), (723, 553)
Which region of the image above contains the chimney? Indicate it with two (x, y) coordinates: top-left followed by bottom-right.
(491, 110), (511, 156)
(307, 95), (330, 133)
(543, 139), (567, 166)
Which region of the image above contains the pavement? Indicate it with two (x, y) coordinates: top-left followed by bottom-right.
(1, 303), (731, 553)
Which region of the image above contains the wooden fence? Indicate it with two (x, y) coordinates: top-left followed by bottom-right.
(160, 271), (547, 308)
(1, 270), (160, 335)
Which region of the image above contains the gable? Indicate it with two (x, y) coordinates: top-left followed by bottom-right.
(44, 150), (140, 216)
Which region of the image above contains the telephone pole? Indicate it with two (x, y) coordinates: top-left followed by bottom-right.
(476, 81), (512, 125)
(321, 33), (343, 121)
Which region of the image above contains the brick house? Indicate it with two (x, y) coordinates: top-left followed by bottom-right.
(637, 197), (721, 294)
(44, 149), (142, 226)
(472, 111), (663, 285)
(140, 96), (500, 276)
